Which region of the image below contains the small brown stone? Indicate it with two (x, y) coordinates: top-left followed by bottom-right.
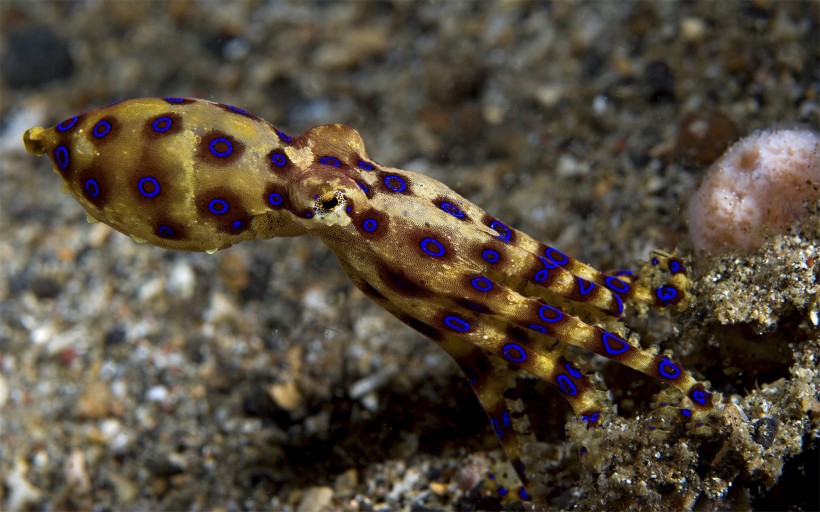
(267, 381), (302, 412)
(75, 381), (120, 419)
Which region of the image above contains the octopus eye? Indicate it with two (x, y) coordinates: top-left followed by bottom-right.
(315, 190), (345, 213)
(321, 196), (339, 210)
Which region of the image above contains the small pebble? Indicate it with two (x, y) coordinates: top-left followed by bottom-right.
(680, 17), (707, 42)
(296, 486), (334, 512)
(167, 261), (196, 299)
(64, 450), (91, 494)
(0, 374), (8, 408)
(138, 277), (165, 303)
(75, 381), (116, 419)
(429, 481), (448, 496)
(267, 381), (302, 412)
(146, 385), (169, 402)
(108, 473), (138, 504)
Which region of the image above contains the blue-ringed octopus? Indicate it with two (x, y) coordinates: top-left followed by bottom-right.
(23, 97), (716, 501)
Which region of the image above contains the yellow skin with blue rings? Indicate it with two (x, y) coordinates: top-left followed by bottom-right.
(24, 97), (715, 501)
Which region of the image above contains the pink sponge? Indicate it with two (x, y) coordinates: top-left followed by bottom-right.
(686, 128), (819, 254)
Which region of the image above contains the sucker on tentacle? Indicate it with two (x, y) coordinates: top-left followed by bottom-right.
(24, 97), (717, 502)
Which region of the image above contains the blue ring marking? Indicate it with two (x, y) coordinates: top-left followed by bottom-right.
(502, 343), (527, 363)
(545, 247), (569, 266)
(615, 269), (634, 277)
(55, 146), (69, 169)
(270, 152), (287, 167)
(669, 260), (683, 274)
(444, 315), (470, 332)
(534, 269), (550, 282)
(137, 177), (160, 198)
(601, 331), (630, 355)
(384, 175), (407, 192)
(489, 221), (511, 242)
(440, 201), (465, 218)
(497, 486), (508, 497)
(152, 117), (173, 132)
(528, 324), (546, 334)
(84, 179), (100, 197)
(565, 362), (582, 378)
(165, 97), (185, 103)
(582, 412), (600, 424)
(692, 389), (708, 405)
(92, 120), (111, 138)
(231, 220), (243, 229)
(658, 359), (681, 379)
(681, 409), (692, 417)
(277, 130), (292, 143)
(614, 294), (625, 315)
(305, 212), (313, 218)
(357, 182), (369, 193)
(502, 410), (511, 427)
(420, 238), (445, 257)
(538, 304), (564, 323)
(362, 219), (378, 232)
(652, 257), (660, 266)
(557, 374), (578, 396)
(157, 225), (175, 237)
(57, 116), (78, 131)
(656, 285), (678, 302)
(268, 193), (283, 206)
(320, 156), (341, 166)
(346, 205), (351, 213)
(577, 277), (595, 296)
(539, 255), (558, 269)
(208, 198), (229, 215)
(482, 249), (499, 264)
(471, 277), (493, 292)
(490, 418), (503, 438)
(226, 105), (247, 114)
(519, 488), (530, 501)
(209, 138), (233, 157)
(358, 160), (374, 171)
(604, 276), (630, 294)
